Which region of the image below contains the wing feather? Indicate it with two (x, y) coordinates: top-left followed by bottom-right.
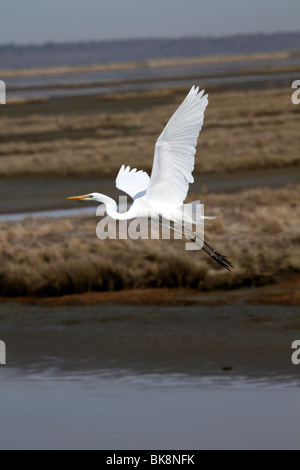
(146, 86), (208, 206)
(116, 165), (150, 200)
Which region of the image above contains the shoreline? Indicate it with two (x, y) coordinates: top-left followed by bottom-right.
(1, 275), (299, 307)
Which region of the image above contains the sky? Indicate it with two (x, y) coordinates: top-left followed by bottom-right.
(0, 0), (299, 45)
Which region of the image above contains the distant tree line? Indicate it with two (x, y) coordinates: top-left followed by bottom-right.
(0, 32), (299, 68)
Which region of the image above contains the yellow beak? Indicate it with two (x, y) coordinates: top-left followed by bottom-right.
(67, 194), (89, 200)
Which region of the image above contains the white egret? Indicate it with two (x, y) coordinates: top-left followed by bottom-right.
(68, 86), (232, 270)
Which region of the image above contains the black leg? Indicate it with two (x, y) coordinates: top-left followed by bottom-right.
(182, 225), (233, 270)
(182, 230), (233, 271)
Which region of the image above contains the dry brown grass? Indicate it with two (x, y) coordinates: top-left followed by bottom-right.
(0, 184), (298, 297)
(0, 87), (299, 178)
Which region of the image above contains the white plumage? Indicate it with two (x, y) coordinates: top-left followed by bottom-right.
(116, 165), (150, 200)
(68, 86), (232, 270)
(115, 86), (208, 206)
(147, 86), (208, 206)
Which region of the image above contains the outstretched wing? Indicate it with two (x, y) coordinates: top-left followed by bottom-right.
(116, 165), (150, 200)
(146, 86), (208, 206)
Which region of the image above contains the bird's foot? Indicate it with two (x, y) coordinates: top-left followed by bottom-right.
(209, 253), (233, 271)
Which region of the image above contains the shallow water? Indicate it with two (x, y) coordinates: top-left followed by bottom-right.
(6, 56), (300, 99)
(0, 370), (299, 450)
(8, 72), (300, 100)
(0, 301), (299, 449)
(9, 56), (300, 90)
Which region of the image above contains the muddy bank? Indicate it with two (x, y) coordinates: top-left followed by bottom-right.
(0, 298), (299, 379)
(2, 275), (299, 307)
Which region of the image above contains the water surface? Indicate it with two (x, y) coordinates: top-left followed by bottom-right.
(0, 301), (299, 449)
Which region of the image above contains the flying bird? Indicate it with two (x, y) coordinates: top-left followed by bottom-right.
(68, 86), (232, 270)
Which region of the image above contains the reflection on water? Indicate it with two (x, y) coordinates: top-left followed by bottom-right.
(0, 369), (299, 450)
(0, 301), (299, 449)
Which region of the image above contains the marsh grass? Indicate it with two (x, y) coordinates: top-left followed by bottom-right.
(0, 87), (299, 178)
(0, 185), (298, 297)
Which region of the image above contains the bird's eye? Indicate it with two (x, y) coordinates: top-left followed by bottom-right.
(87, 195), (94, 199)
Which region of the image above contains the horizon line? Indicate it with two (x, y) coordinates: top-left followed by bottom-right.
(1, 30), (300, 49)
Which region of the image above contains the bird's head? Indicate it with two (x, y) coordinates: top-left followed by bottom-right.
(67, 193), (97, 202)
(67, 192), (116, 215)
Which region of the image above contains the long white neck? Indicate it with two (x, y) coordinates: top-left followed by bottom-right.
(93, 193), (132, 220)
